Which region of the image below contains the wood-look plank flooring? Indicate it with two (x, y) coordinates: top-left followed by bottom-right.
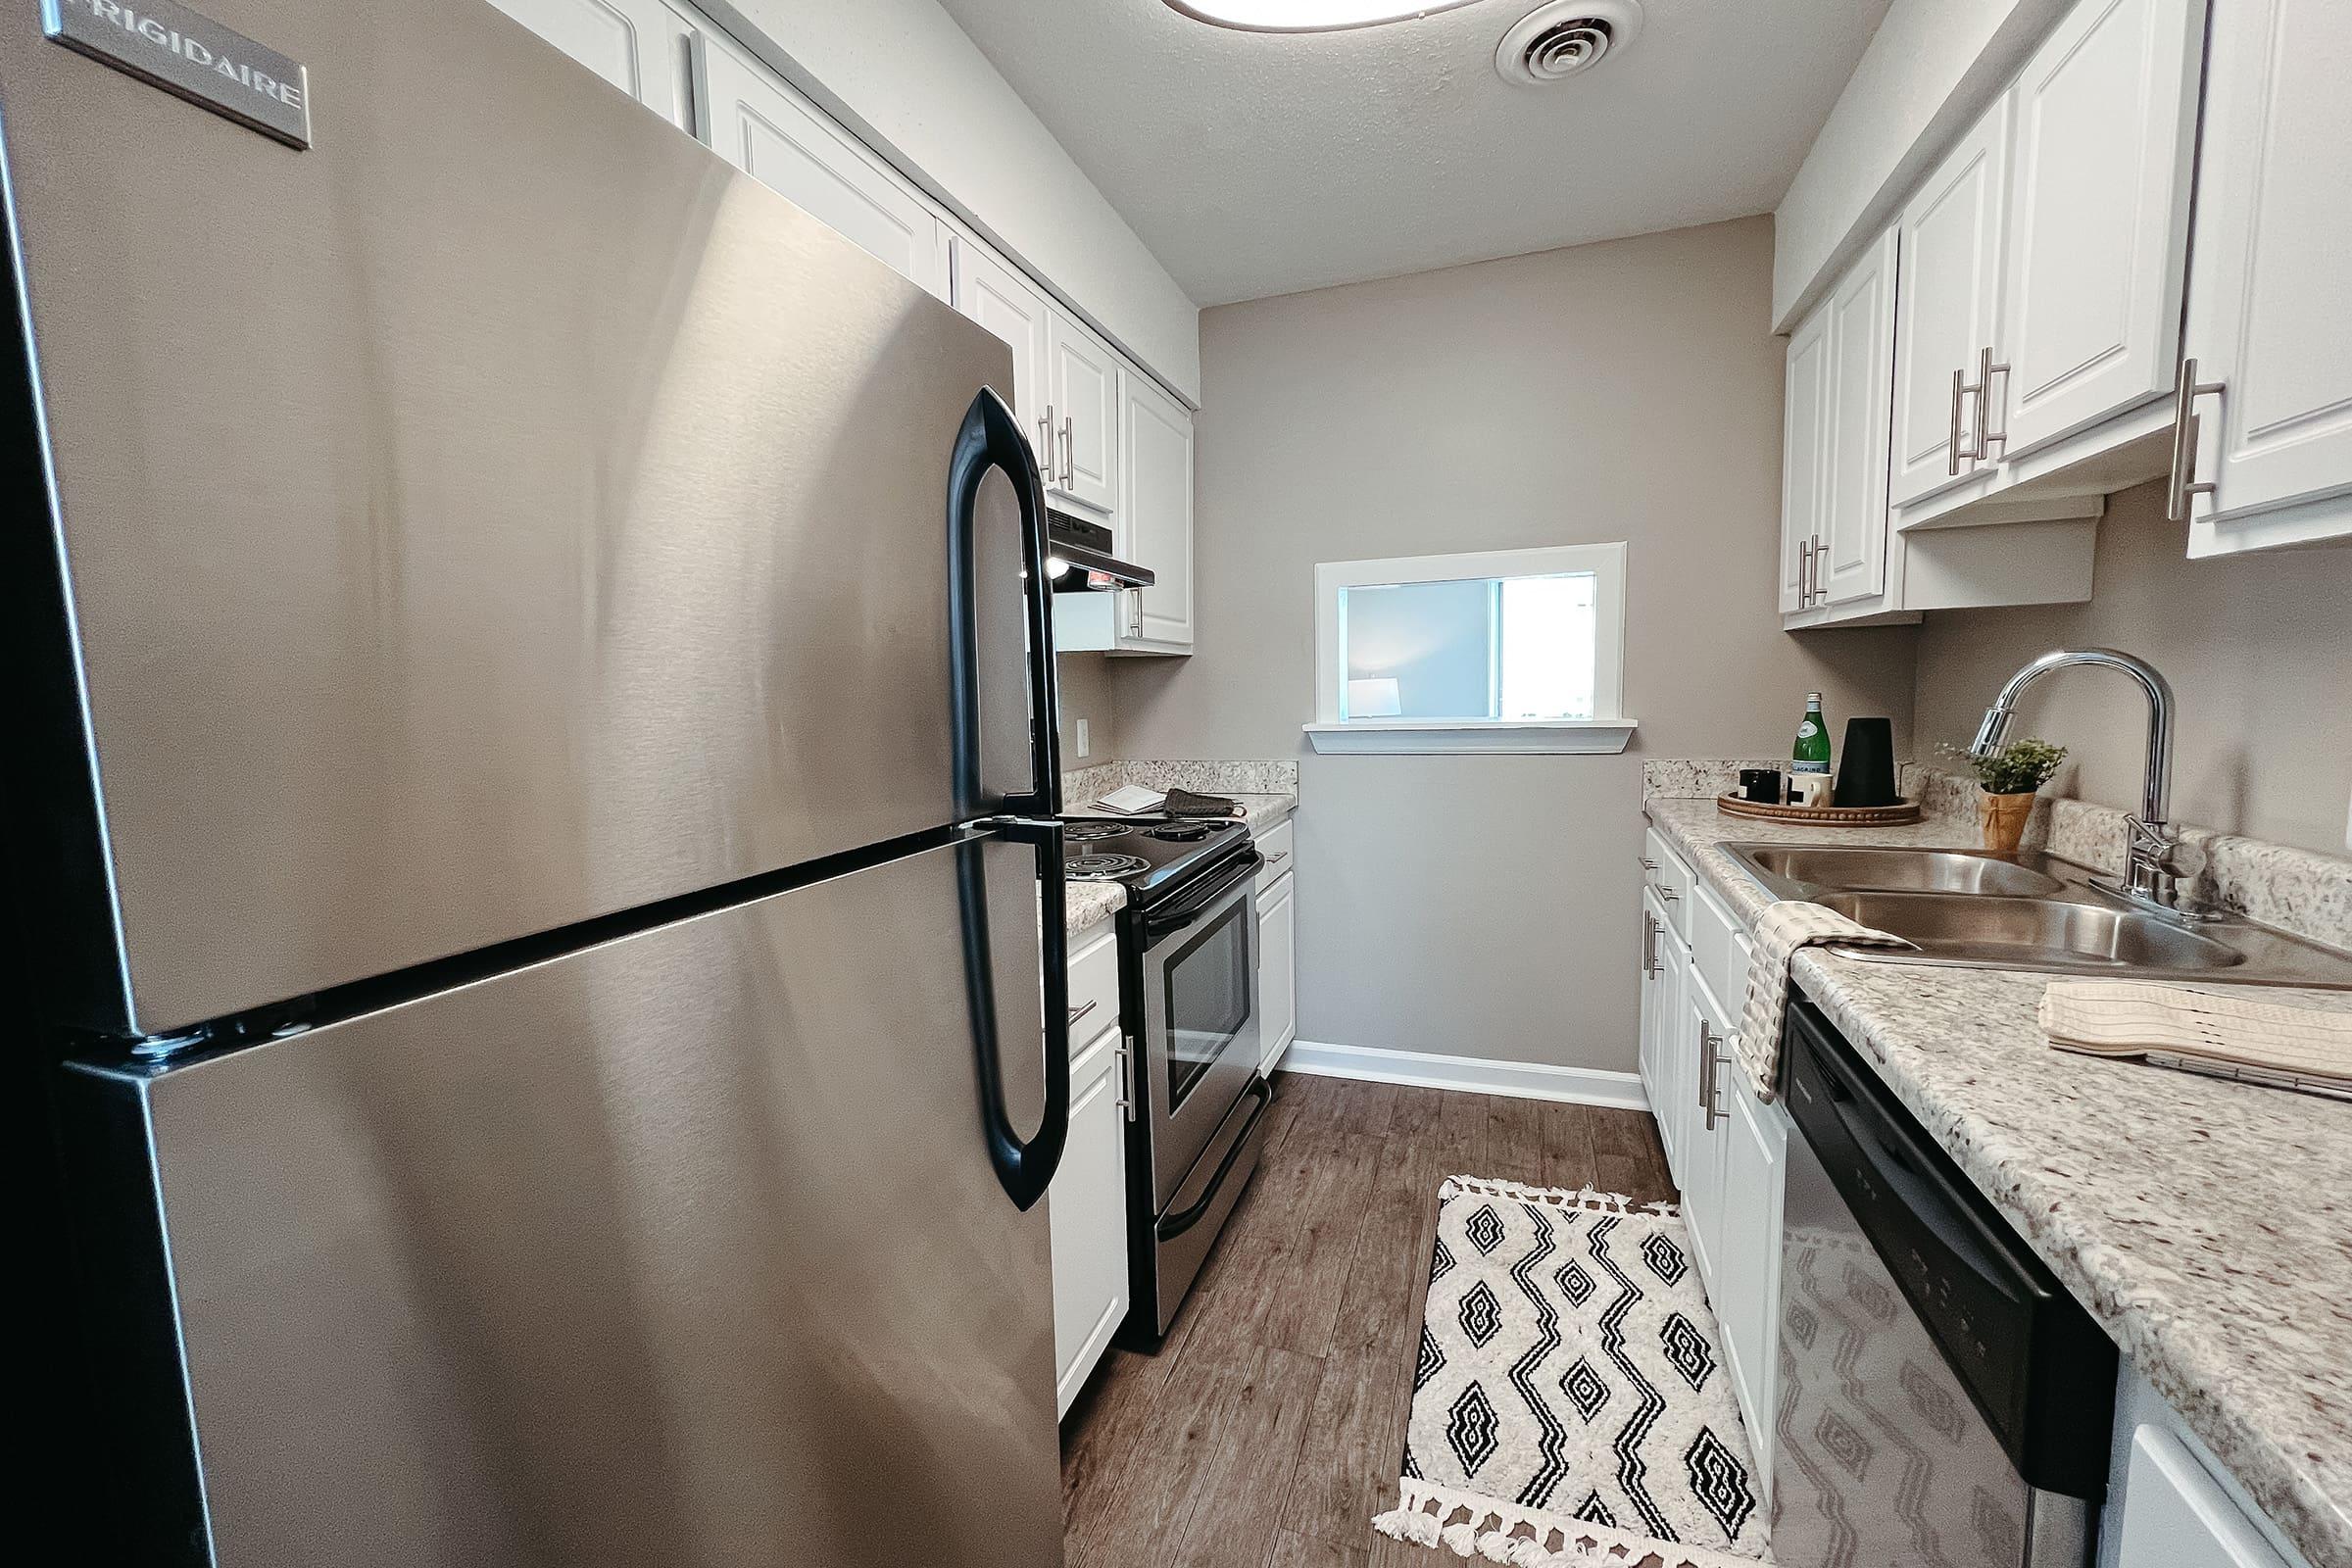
(1061, 1073), (1676, 1567)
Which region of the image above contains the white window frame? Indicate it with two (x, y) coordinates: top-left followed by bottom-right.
(1304, 542), (1636, 755)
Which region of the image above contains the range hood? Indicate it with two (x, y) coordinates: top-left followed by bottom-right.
(1047, 510), (1154, 591)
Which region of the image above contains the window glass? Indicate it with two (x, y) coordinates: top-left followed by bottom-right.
(1336, 571), (1597, 722)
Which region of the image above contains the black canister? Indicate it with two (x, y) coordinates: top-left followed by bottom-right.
(1835, 718), (1899, 808)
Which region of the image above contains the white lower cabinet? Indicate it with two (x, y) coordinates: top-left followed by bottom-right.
(1680, 970), (1736, 1285)
(1051, 926), (1130, 1415)
(1714, 1063), (1787, 1493)
(1256, 850), (1298, 1075)
(1637, 842), (1784, 1490)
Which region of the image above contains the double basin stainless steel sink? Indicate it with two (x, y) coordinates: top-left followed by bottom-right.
(1725, 844), (2352, 988)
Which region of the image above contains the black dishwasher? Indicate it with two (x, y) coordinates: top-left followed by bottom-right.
(1772, 997), (2116, 1568)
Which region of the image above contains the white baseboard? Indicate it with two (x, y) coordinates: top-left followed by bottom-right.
(1275, 1039), (1649, 1112)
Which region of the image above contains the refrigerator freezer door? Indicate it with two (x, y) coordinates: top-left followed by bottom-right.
(68, 837), (1061, 1567)
(0, 0), (1027, 1035)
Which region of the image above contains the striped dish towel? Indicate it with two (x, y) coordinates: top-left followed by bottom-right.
(1737, 901), (1916, 1101)
(2041, 981), (2352, 1102)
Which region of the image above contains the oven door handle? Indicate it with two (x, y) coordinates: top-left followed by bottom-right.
(1143, 851), (1265, 943)
(1156, 1074), (1273, 1242)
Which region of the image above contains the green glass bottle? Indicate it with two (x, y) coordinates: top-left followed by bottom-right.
(1792, 691), (1832, 776)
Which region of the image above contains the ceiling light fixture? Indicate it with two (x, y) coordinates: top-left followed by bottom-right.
(1162, 0), (1490, 33)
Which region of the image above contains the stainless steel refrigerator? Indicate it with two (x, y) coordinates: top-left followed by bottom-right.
(1, 1), (1072, 1562)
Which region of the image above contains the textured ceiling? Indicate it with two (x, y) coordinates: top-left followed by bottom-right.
(934, 0), (1890, 306)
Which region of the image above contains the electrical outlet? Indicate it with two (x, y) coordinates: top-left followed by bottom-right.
(1076, 717), (1091, 759)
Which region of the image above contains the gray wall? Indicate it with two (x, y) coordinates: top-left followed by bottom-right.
(1055, 653), (1119, 765)
(1111, 218), (1919, 1073)
(1914, 478), (2352, 857)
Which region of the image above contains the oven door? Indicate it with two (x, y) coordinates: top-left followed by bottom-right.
(1140, 853), (1264, 1211)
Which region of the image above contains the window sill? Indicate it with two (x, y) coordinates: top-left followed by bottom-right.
(1300, 719), (1639, 756)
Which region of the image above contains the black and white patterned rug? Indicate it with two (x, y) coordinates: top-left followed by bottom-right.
(1373, 1176), (1769, 1567)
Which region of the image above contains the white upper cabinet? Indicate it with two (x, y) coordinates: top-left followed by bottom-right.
(486, 0), (702, 131)
(1120, 370), (1196, 650)
(1047, 313), (1122, 515)
(1818, 229), (1898, 608)
(695, 30), (950, 301)
(2177, 0), (2352, 555)
(1779, 298), (1832, 615)
(1890, 98), (2010, 508)
(1996, 0), (2203, 461)
(952, 240), (1054, 442)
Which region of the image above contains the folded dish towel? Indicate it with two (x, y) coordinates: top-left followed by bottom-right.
(2040, 980), (2352, 1102)
(1737, 900), (1916, 1101)
(1162, 787), (1245, 819)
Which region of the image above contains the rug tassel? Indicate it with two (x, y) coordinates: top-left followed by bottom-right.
(1437, 1173), (1679, 1220)
(1376, 1479), (1766, 1568)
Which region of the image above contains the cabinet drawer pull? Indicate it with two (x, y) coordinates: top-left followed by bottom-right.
(1060, 416), (1076, 488)
(1067, 998), (1099, 1028)
(1656, 886), (1680, 904)
(1263, 850), (1289, 868)
(1642, 912), (1660, 978)
(1116, 1035), (1138, 1121)
(1639, 857), (1658, 871)
(1042, 403), (1055, 484)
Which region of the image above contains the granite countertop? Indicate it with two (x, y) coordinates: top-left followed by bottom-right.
(1644, 797), (2352, 1565)
(1063, 879), (1125, 935)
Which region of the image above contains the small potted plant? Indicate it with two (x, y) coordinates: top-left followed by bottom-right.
(1956, 738), (2069, 854)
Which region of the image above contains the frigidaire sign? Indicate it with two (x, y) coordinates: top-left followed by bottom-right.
(41, 0), (312, 148)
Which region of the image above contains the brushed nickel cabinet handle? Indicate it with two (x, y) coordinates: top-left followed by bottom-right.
(1948, 366), (1968, 474)
(1068, 998), (1099, 1028)
(1977, 346), (2012, 457)
(1809, 536), (1831, 605)
(1060, 416), (1076, 488)
(1642, 912), (1660, 978)
(1796, 532), (1813, 606)
(1116, 1035), (1138, 1121)
(1264, 850), (1290, 868)
(2166, 357), (2227, 522)
(1639, 857), (1658, 871)
(1698, 1020), (1728, 1130)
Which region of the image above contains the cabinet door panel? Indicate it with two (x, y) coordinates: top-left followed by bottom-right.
(1998, 0), (2202, 458)
(953, 241), (1053, 436)
(1891, 100), (2010, 507)
(2183, 0), (2352, 542)
(1656, 932), (1692, 1189)
(1052, 1028), (1130, 1415)
(1822, 229), (1897, 606)
(1681, 973), (1732, 1286)
(1719, 1085), (1787, 1494)
(1121, 370), (1196, 648)
(1257, 878), (1297, 1073)
(698, 33), (949, 300)
(1049, 314), (1121, 514)
(488, 0), (699, 130)
(1780, 300), (1831, 614)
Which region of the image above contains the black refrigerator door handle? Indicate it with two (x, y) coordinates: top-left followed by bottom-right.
(948, 389), (1068, 1210)
(947, 387), (1061, 822)
(956, 822), (1069, 1212)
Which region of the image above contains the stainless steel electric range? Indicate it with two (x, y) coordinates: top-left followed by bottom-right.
(1064, 816), (1269, 1346)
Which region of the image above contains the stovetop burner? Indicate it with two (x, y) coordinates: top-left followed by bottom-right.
(1064, 821), (1135, 843)
(1147, 822), (1211, 841)
(1067, 853), (1151, 881)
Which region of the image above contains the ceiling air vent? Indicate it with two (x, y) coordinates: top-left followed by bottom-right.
(1495, 0), (1643, 87)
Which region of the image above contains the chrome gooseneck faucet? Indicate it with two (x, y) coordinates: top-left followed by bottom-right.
(1969, 648), (2206, 916)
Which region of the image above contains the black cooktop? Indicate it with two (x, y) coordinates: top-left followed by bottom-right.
(1060, 816), (1252, 903)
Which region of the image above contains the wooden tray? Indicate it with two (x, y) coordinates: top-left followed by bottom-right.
(1715, 792), (1923, 826)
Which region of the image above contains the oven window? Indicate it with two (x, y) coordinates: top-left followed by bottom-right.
(1162, 899), (1252, 1113)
